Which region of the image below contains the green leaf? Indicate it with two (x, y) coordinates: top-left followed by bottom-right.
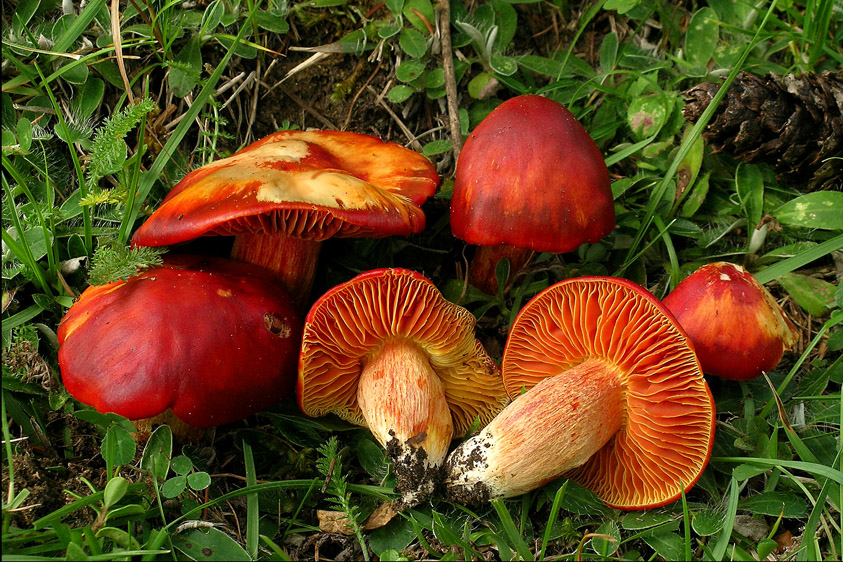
(396, 60), (426, 82)
(399, 27), (427, 58)
(187, 471), (212, 491)
(168, 36), (203, 97)
(490, 54), (518, 76)
(103, 476), (129, 508)
(72, 78), (105, 121)
(422, 139), (451, 156)
(16, 118), (32, 152)
(621, 509), (677, 530)
(369, 515), (416, 556)
(13, 0), (40, 32)
(626, 95), (669, 141)
(403, 0), (435, 34)
(254, 10), (289, 33)
(162, 475), (187, 498)
(778, 272), (836, 317)
(172, 527), (251, 560)
(691, 508), (725, 536)
(735, 162), (764, 229)
(357, 438), (388, 480)
(738, 491), (808, 518)
(171, 455), (194, 475)
(685, 7), (719, 67)
(140, 424), (173, 482)
(591, 520), (620, 556)
(641, 531), (684, 561)
(599, 32), (619, 73)
(775, 191), (843, 231)
(387, 85), (416, 103)
(200, 0), (225, 35)
(102, 425), (136, 468)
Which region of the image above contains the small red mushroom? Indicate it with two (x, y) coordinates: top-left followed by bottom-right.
(445, 276), (715, 510)
(662, 262), (799, 380)
(297, 268), (509, 507)
(450, 95), (615, 293)
(132, 130), (439, 306)
(57, 255), (302, 433)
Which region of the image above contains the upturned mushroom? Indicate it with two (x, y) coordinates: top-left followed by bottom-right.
(132, 130), (439, 306)
(662, 262), (799, 380)
(450, 95), (615, 293)
(445, 276), (715, 510)
(297, 268), (509, 507)
(57, 255), (302, 434)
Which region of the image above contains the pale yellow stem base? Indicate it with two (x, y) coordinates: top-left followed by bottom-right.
(445, 358), (624, 503)
(358, 338), (454, 506)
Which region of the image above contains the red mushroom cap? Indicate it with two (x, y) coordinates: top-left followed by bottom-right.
(57, 255), (302, 427)
(131, 130), (439, 247)
(450, 95), (615, 253)
(662, 262), (799, 381)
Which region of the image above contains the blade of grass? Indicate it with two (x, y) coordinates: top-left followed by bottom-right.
(31, 64), (93, 255)
(491, 499), (535, 561)
(117, 3), (259, 243)
(621, 0), (779, 274)
(759, 313), (842, 418)
(711, 457), (843, 485)
(708, 476), (739, 561)
(1, 171), (53, 295)
(653, 214), (680, 290)
(243, 441), (259, 560)
(754, 233), (843, 284)
(679, 484), (691, 562)
(539, 481), (568, 561)
(50, 0), (109, 54)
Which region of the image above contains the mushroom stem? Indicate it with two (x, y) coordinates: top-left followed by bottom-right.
(444, 358), (624, 504)
(357, 338), (455, 506)
(469, 244), (533, 294)
(231, 232), (322, 307)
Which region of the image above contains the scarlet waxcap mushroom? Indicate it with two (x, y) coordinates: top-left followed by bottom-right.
(662, 262), (799, 381)
(132, 130), (439, 305)
(297, 268), (508, 506)
(450, 95), (615, 293)
(58, 255), (302, 429)
(445, 277), (715, 510)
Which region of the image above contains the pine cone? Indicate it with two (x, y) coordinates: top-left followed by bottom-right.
(683, 71), (843, 191)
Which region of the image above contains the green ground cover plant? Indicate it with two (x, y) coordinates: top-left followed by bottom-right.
(2, 0), (842, 559)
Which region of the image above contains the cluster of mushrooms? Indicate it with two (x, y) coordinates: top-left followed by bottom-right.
(57, 95), (800, 512)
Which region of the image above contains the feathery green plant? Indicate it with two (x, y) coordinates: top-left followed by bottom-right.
(86, 243), (165, 285)
(316, 436), (370, 561)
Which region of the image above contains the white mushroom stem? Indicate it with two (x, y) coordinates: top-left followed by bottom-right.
(445, 359), (624, 502)
(357, 338), (454, 505)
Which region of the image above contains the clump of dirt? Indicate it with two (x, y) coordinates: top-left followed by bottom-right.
(3, 413), (112, 529)
(385, 429), (444, 509)
(442, 431), (494, 506)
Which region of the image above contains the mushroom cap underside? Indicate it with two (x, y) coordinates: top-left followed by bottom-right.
(57, 255), (302, 427)
(132, 130), (440, 247)
(450, 95), (614, 253)
(503, 276), (715, 509)
(297, 268), (509, 434)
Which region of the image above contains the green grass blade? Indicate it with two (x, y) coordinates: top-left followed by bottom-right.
(621, 0), (779, 273)
(708, 476), (740, 561)
(243, 441), (259, 560)
(118, 4), (259, 244)
(539, 482), (568, 561)
(712, 457), (843, 485)
(754, 233), (843, 284)
(51, 0), (109, 54)
(491, 499), (535, 561)
(760, 313), (843, 418)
